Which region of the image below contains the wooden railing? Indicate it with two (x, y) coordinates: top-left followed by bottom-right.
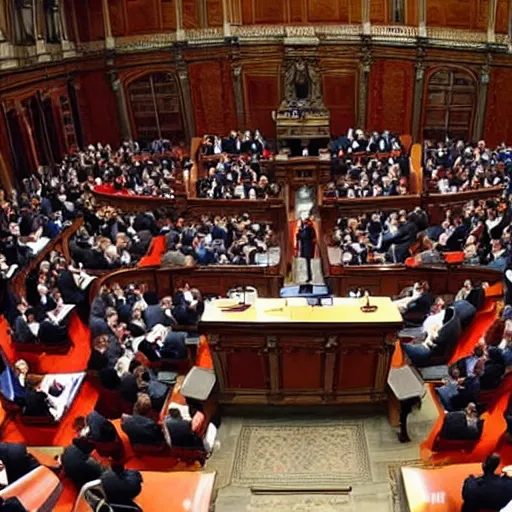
(89, 265), (284, 304)
(11, 217), (84, 298)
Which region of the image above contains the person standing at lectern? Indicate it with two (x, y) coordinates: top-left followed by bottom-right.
(296, 215), (316, 283)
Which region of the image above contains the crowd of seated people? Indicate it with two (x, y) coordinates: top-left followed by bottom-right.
(160, 214), (280, 267)
(416, 198), (512, 269)
(196, 154), (280, 200)
(329, 208), (428, 265)
(69, 207), (161, 270)
(88, 281), (204, 376)
(424, 139), (509, 193)
(200, 130), (266, 157)
(325, 129), (409, 199)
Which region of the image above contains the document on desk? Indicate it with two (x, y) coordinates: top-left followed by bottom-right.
(47, 304), (75, 324)
(41, 372), (85, 422)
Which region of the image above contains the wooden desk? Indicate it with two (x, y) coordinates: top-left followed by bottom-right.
(199, 297), (403, 406)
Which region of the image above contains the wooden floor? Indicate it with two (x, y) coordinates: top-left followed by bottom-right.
(206, 392), (439, 512)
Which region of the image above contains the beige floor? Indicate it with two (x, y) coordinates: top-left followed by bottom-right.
(205, 391), (438, 512)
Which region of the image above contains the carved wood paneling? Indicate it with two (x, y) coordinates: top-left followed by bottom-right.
(337, 349), (378, 391)
(370, 0), (388, 24)
(189, 60), (237, 136)
(108, 0), (127, 37)
(322, 71), (357, 137)
(226, 351), (267, 389)
(240, 0), (359, 24)
(126, 0), (160, 33)
(77, 71), (121, 147)
(367, 59), (414, 135)
(161, 0), (177, 30)
(243, 72), (280, 137)
(496, 0), (510, 33)
(281, 348), (323, 390)
(308, 0), (340, 22)
(206, 0), (224, 27)
(484, 67), (512, 147)
(426, 0), (485, 30)
(182, 0), (201, 29)
(87, 0), (106, 41)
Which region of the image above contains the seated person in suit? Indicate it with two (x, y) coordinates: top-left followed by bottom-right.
(12, 302), (37, 344)
(22, 375), (53, 418)
(462, 453), (512, 512)
(436, 365), (462, 410)
(72, 411), (117, 443)
(454, 345), (486, 378)
(138, 328), (187, 362)
(480, 346), (506, 390)
(440, 402), (482, 440)
(144, 296), (176, 330)
(61, 437), (106, 490)
(137, 369), (168, 411)
(456, 280), (474, 302)
(87, 334), (110, 372)
(164, 408), (204, 449)
(0, 443), (40, 485)
(400, 297), (447, 345)
(393, 281), (433, 320)
(172, 287), (205, 326)
(100, 463), (143, 506)
(450, 360), (484, 411)
(121, 393), (165, 445)
(128, 303), (146, 337)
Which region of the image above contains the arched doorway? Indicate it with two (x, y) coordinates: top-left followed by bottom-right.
(127, 72), (185, 148)
(422, 68), (477, 141)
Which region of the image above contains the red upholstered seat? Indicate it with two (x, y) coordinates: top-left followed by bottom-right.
(0, 466), (62, 511)
(442, 252), (465, 264)
(138, 235), (167, 268)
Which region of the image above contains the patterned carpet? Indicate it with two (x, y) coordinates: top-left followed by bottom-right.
(247, 494), (353, 511)
(387, 461), (424, 512)
(232, 422), (371, 488)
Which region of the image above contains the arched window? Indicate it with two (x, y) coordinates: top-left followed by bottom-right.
(423, 68), (477, 141)
(127, 73), (184, 146)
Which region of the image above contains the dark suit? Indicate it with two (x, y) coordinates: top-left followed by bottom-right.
(22, 390), (51, 418)
(164, 417), (203, 449)
(12, 316), (36, 344)
(440, 411), (482, 440)
(462, 472), (512, 512)
(61, 440), (105, 489)
(0, 497), (28, 511)
(161, 331), (187, 359)
(144, 305), (173, 330)
(121, 415), (164, 445)
(101, 468), (143, 505)
(56, 270), (84, 305)
(86, 411), (117, 443)
(0, 443), (40, 484)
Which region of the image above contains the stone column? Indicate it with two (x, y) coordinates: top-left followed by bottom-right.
(70, 0), (80, 43)
(230, 38), (244, 128)
(473, 54), (491, 141)
(361, 0), (371, 35)
(488, 0), (497, 43)
(411, 45), (426, 143)
(108, 70), (133, 142)
(175, 0), (185, 41)
(357, 37), (372, 128)
(101, 0), (115, 50)
(198, 0), (207, 28)
(60, 1), (76, 57)
(222, 0), (231, 36)
(418, 0), (427, 38)
(34, 0), (51, 62)
(174, 44), (195, 140)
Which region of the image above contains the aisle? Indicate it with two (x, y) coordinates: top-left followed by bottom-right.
(292, 257), (325, 285)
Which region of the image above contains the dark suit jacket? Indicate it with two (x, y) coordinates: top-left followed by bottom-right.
(121, 415), (164, 445)
(13, 316), (36, 344)
(144, 305), (173, 330)
(23, 390), (51, 418)
(86, 411), (117, 443)
(101, 468), (143, 505)
(57, 270), (84, 305)
(462, 473), (512, 512)
(61, 441), (105, 489)
(164, 417), (203, 449)
(0, 443), (39, 484)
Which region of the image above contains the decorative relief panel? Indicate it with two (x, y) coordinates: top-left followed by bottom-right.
(367, 59), (414, 135)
